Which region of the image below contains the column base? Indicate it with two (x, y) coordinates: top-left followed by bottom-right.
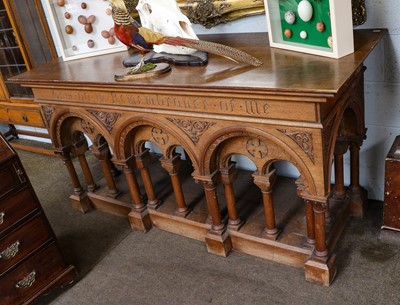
(261, 228), (280, 241)
(228, 219), (244, 231)
(304, 253), (337, 286)
(205, 229), (232, 257)
(128, 207), (152, 232)
(107, 190), (121, 199)
(147, 199), (162, 210)
(347, 186), (368, 218)
(175, 207), (191, 218)
(69, 192), (92, 213)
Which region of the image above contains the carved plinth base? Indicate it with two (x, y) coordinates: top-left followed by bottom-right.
(304, 254), (337, 286)
(227, 219), (244, 231)
(261, 228), (281, 241)
(174, 207), (192, 218)
(347, 187), (368, 218)
(147, 199), (163, 210)
(128, 208), (152, 232)
(205, 229), (232, 257)
(69, 192), (92, 213)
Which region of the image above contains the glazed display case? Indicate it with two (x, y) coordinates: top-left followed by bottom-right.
(0, 0), (56, 154)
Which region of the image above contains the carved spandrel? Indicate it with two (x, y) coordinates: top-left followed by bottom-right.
(88, 110), (121, 133)
(167, 118), (215, 144)
(278, 130), (315, 163)
(42, 106), (54, 125)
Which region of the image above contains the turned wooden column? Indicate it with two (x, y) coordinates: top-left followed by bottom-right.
(160, 154), (190, 217)
(220, 163), (243, 230)
(71, 138), (97, 192)
(92, 142), (120, 198)
(107, 150), (120, 177)
(136, 148), (161, 209)
(349, 140), (361, 193)
(202, 174), (224, 233)
(54, 145), (83, 195)
(114, 156), (151, 232)
(332, 140), (348, 201)
(252, 169), (279, 240)
(305, 200), (316, 244)
(347, 138), (368, 217)
(193, 171), (232, 256)
(118, 156), (144, 210)
(54, 145), (91, 212)
(313, 201), (328, 257)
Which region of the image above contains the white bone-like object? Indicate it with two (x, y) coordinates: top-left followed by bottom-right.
(136, 0), (199, 55)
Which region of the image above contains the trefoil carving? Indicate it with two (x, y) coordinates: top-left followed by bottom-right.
(246, 137), (268, 159)
(151, 128), (169, 145)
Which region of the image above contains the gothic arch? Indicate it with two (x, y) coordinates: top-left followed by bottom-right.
(50, 110), (113, 148)
(200, 126), (316, 196)
(114, 117), (199, 171)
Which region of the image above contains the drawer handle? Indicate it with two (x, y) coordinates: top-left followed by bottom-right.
(0, 241), (20, 260)
(22, 114), (28, 122)
(0, 212), (4, 225)
(15, 270), (36, 289)
(13, 162), (26, 183)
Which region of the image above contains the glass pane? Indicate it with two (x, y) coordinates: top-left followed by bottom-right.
(0, 3), (32, 98)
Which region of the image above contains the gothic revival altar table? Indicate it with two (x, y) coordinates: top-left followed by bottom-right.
(12, 29), (386, 285)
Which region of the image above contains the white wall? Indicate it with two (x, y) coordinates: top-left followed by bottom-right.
(35, 0), (399, 200)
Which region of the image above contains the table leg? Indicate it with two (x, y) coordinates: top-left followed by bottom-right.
(54, 146), (91, 213)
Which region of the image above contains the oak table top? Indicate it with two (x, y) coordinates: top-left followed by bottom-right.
(13, 29), (385, 95)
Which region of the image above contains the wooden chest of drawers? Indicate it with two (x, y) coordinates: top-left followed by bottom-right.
(383, 136), (400, 231)
(0, 133), (77, 304)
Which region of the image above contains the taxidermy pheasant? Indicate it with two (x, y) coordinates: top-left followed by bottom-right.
(108, 0), (262, 73)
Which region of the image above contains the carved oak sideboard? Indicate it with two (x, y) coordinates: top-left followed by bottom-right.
(12, 29), (386, 285)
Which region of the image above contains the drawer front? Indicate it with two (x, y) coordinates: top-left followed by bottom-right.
(0, 107), (45, 127)
(0, 161), (25, 199)
(0, 243), (66, 305)
(0, 187), (38, 236)
(0, 215), (52, 275)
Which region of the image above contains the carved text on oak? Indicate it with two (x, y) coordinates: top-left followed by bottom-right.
(35, 89), (318, 122)
(112, 93), (270, 117)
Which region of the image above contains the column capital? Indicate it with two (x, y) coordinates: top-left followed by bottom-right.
(252, 169), (277, 193)
(220, 162), (237, 185)
(159, 154), (181, 174)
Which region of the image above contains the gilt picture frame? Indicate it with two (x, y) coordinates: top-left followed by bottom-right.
(45, 0), (127, 61)
(264, 0), (354, 58)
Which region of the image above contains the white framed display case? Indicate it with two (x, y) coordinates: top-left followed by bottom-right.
(44, 0), (127, 61)
(264, 0), (354, 58)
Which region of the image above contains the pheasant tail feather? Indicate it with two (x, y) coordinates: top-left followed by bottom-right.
(163, 37), (262, 67)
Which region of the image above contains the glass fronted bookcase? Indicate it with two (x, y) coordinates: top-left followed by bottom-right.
(0, 0), (56, 154)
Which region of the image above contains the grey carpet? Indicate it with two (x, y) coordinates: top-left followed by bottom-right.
(14, 148), (400, 305)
